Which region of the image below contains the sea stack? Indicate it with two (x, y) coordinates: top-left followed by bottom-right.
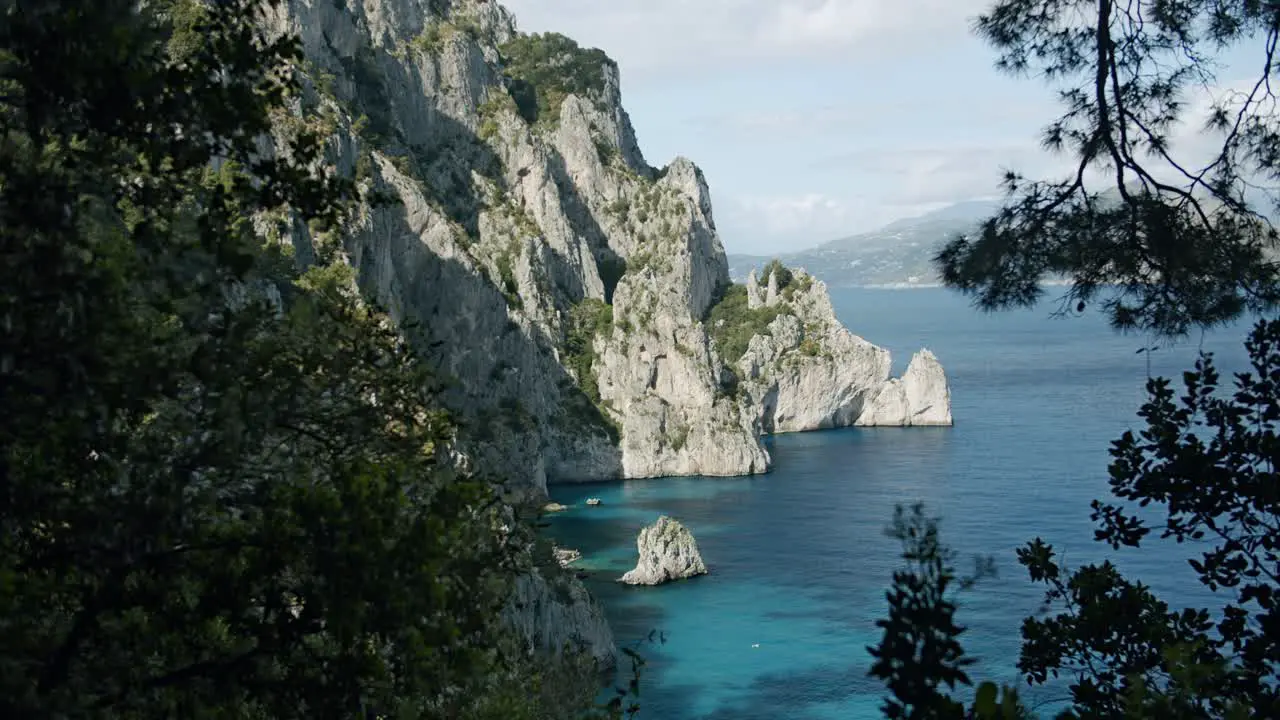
(855, 349), (953, 427)
(619, 516), (708, 585)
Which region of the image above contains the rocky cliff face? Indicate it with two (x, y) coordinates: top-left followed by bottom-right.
(857, 349), (954, 426)
(736, 267), (952, 432)
(262, 0), (949, 490)
(256, 0), (951, 667)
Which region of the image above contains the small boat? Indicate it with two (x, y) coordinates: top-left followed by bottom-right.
(585, 497), (602, 506)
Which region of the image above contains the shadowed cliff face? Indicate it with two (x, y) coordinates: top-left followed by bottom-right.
(263, 0), (950, 491)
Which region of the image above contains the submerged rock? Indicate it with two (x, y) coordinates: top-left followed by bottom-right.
(619, 516), (708, 585)
(553, 546), (582, 568)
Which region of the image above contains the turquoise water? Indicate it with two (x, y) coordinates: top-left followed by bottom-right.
(545, 287), (1254, 719)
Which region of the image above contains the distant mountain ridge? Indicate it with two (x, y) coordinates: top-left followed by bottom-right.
(736, 186), (1280, 288)
(728, 200), (1001, 288)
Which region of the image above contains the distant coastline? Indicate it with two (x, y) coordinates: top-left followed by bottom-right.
(854, 279), (1072, 290)
(737, 279), (1073, 291)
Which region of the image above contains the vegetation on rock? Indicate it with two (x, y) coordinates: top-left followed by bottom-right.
(494, 243), (521, 308)
(704, 284), (784, 363)
(499, 32), (614, 128)
(564, 298), (614, 404)
(556, 299), (621, 443)
(761, 258), (794, 291)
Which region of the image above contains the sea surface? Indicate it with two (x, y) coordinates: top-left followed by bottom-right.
(544, 286), (1256, 719)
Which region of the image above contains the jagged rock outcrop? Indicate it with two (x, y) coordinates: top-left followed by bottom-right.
(619, 516), (708, 585)
(746, 269), (764, 309)
(730, 269), (952, 432)
(588, 156), (769, 478)
(856, 349), (953, 426)
(765, 270), (780, 306)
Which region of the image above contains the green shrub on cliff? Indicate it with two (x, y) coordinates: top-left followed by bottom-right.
(499, 32), (614, 128)
(761, 258), (794, 290)
(704, 284), (783, 363)
(564, 298), (614, 404)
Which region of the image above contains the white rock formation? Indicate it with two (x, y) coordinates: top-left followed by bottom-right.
(735, 269), (952, 432)
(259, 0), (953, 487)
(746, 269), (764, 309)
(856, 349), (954, 426)
(765, 270), (780, 306)
(619, 516), (708, 585)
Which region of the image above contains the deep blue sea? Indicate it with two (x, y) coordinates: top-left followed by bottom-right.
(544, 286), (1256, 720)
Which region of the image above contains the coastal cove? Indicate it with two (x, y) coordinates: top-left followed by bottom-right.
(11, 0), (1280, 716)
(543, 286), (1255, 720)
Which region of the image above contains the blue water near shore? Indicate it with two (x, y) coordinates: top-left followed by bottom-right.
(544, 287), (1255, 719)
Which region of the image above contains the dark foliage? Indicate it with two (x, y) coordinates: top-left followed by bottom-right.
(704, 284), (783, 363)
(761, 258), (794, 290)
(871, 321), (1280, 718)
(935, 0), (1280, 337)
(0, 1), (631, 717)
(868, 505), (1027, 719)
(1016, 318), (1280, 717)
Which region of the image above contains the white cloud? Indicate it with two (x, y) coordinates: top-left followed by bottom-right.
(712, 139), (1083, 252)
(716, 192), (953, 253)
(815, 143), (1059, 203)
(501, 0), (990, 76)
(761, 0), (975, 51)
(688, 105), (905, 136)
(730, 193), (858, 236)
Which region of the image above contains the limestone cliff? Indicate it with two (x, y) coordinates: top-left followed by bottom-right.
(254, 0), (951, 667)
(261, 0), (949, 492)
(733, 267), (953, 432)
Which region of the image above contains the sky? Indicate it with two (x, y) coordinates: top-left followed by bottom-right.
(501, 0), (1261, 255)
